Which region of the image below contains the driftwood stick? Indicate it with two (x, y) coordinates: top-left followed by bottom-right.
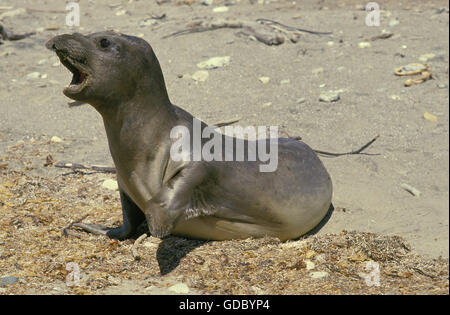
(54, 162), (116, 173)
(313, 135), (380, 157)
(255, 18), (333, 35)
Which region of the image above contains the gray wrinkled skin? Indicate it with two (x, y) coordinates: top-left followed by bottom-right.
(46, 32), (333, 240)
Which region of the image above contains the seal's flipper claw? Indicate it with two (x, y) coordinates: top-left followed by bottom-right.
(72, 223), (111, 235)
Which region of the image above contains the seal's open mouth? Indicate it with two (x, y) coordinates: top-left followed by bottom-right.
(56, 51), (90, 94)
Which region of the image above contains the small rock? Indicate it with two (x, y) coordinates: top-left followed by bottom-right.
(258, 76), (270, 84)
(437, 83), (448, 89)
(305, 260), (315, 270)
(319, 83), (326, 88)
(310, 271), (329, 279)
(311, 67), (324, 75)
(197, 56), (231, 69)
(423, 112), (438, 123)
(296, 97), (306, 104)
(262, 102), (272, 107)
(26, 72), (41, 80)
(45, 25), (60, 31)
(358, 42), (371, 48)
(280, 79), (290, 85)
(201, 0), (214, 5)
(337, 66), (346, 72)
(401, 183), (421, 197)
(419, 53), (436, 62)
(192, 70), (209, 82)
(213, 6), (229, 13)
(390, 95), (401, 100)
(102, 179), (119, 191)
(139, 19), (157, 27)
(115, 9), (128, 16)
(168, 282), (190, 294)
(50, 136), (63, 143)
(38, 59), (47, 65)
(327, 41), (334, 46)
(0, 276), (19, 287)
(319, 91), (340, 102)
(389, 19), (400, 27)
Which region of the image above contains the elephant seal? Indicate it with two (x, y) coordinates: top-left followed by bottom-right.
(46, 32), (332, 241)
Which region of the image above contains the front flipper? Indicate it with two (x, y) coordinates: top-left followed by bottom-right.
(74, 189), (145, 240)
(144, 164), (208, 238)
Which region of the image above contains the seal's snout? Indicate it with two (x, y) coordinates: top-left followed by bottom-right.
(46, 33), (91, 97)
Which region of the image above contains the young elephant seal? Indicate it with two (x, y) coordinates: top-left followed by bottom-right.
(46, 32), (332, 241)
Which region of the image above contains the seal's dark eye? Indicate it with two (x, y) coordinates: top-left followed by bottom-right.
(100, 38), (110, 48)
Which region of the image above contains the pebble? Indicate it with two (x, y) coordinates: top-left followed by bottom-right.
(168, 282), (190, 294)
(213, 6), (229, 13)
(327, 41), (334, 46)
(197, 56), (231, 69)
(139, 19), (157, 27)
(419, 53), (436, 62)
(102, 179), (119, 191)
(280, 79), (290, 85)
(201, 0), (214, 5)
(423, 112), (438, 123)
(0, 276), (19, 287)
(115, 9), (128, 16)
(305, 260), (316, 270)
(358, 42), (371, 48)
(389, 19), (400, 27)
(310, 271), (329, 279)
(50, 136), (63, 143)
(390, 95), (401, 100)
(262, 102), (272, 107)
(192, 70), (209, 82)
(296, 97), (306, 104)
(258, 76), (270, 84)
(319, 91), (340, 102)
(438, 83), (448, 89)
(26, 72), (41, 80)
(401, 183), (421, 197)
(311, 67), (324, 75)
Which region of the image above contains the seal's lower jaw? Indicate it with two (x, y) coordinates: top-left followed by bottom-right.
(57, 53), (90, 97)
(63, 72), (90, 96)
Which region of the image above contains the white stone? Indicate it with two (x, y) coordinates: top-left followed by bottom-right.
(197, 56), (231, 69)
(310, 271), (329, 279)
(192, 70), (209, 82)
(168, 283), (190, 294)
(102, 179), (119, 191)
(258, 76), (270, 84)
(213, 6), (229, 13)
(50, 136), (62, 143)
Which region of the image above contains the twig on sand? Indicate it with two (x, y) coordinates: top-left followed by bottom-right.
(162, 18), (332, 45)
(63, 214), (89, 237)
(131, 233), (148, 261)
(54, 162), (117, 174)
(212, 118), (241, 128)
(313, 135), (380, 157)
